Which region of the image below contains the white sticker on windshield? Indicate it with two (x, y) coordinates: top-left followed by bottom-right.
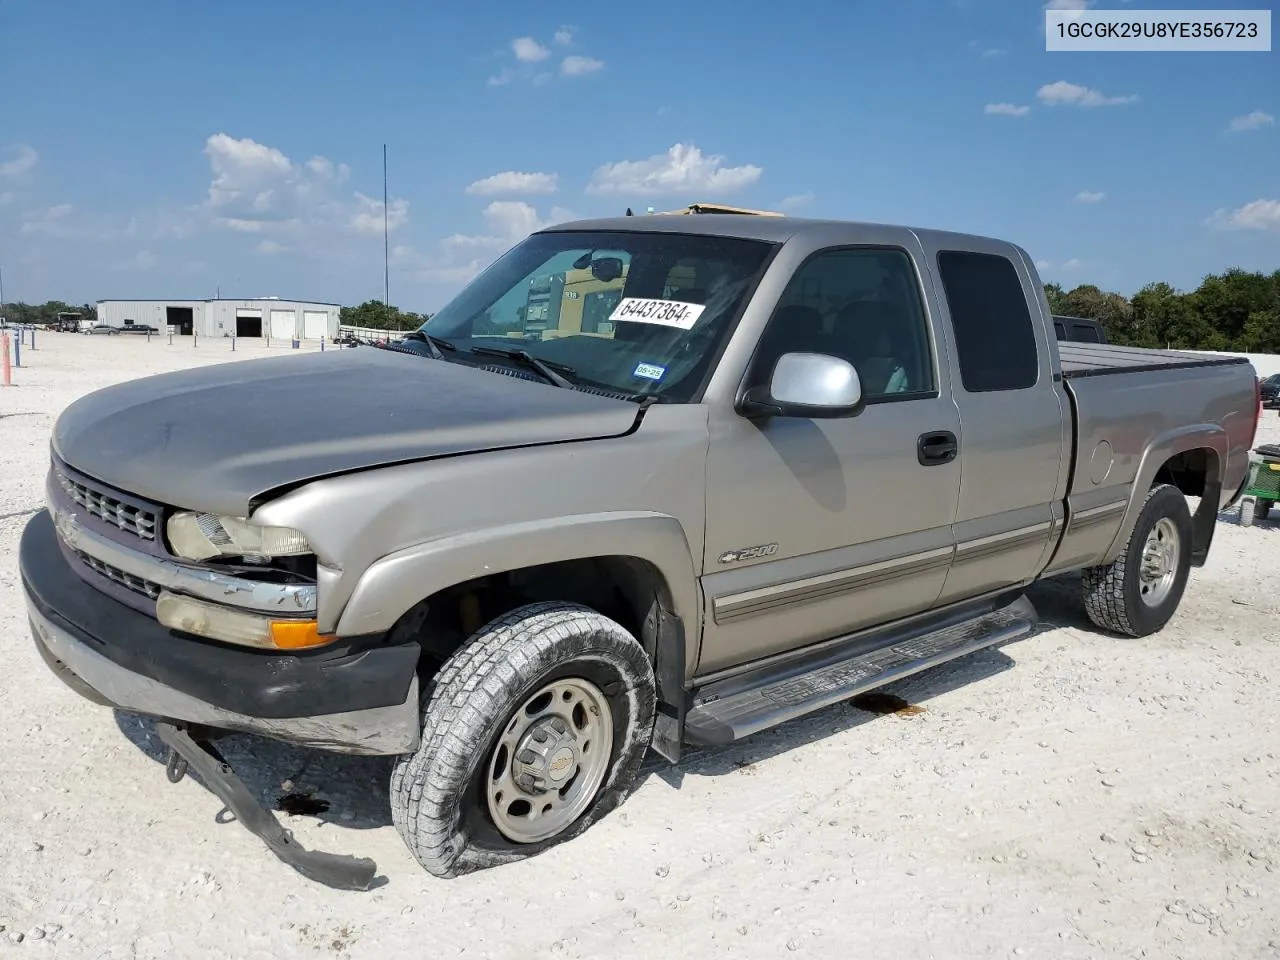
(609, 297), (705, 330)
(633, 362), (666, 381)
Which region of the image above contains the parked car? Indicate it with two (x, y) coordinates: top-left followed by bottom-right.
(82, 324), (119, 335)
(20, 211), (1262, 889)
(1260, 372), (1280, 409)
(119, 320), (159, 335)
(1053, 315), (1108, 344)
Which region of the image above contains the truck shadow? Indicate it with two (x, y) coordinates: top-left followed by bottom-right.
(113, 711), (397, 831)
(111, 576), (1087, 836)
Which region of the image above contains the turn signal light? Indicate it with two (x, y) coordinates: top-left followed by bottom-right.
(157, 592), (335, 650)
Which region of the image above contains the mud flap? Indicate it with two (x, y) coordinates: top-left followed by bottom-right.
(155, 721), (379, 892)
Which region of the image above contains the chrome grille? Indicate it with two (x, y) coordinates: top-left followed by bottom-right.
(57, 470), (158, 541)
(75, 551), (162, 600)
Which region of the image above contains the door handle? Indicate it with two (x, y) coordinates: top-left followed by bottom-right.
(917, 430), (959, 466)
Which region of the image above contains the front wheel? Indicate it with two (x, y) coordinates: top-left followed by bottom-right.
(1082, 483), (1192, 637)
(390, 601), (656, 878)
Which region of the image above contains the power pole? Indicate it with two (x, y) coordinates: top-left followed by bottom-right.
(383, 143), (390, 308)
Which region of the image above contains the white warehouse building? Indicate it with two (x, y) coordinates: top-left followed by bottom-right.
(95, 298), (341, 341)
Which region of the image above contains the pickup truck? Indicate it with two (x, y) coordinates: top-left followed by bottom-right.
(20, 212), (1263, 889)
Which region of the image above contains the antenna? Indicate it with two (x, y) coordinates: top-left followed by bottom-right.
(383, 143), (390, 308)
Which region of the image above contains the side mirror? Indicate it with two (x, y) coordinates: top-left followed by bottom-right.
(739, 352), (864, 419)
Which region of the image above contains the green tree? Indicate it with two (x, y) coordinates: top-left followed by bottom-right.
(338, 300), (430, 332)
(1192, 268), (1279, 348)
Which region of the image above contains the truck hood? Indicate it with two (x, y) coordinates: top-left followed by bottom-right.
(53, 348), (641, 515)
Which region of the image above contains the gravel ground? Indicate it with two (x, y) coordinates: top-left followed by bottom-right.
(2, 333), (1279, 960)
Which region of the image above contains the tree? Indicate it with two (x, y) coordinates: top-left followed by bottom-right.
(338, 300), (430, 332)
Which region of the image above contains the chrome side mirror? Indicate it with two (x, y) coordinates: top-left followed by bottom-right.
(739, 352), (864, 419)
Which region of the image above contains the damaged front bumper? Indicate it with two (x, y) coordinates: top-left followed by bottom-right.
(20, 510), (421, 756)
(20, 509), (420, 889)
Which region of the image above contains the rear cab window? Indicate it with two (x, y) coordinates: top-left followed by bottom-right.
(936, 250), (1039, 392)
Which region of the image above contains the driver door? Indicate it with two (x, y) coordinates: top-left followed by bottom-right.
(697, 245), (963, 676)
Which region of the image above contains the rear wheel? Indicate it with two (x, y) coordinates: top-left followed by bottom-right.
(1082, 483), (1192, 637)
(390, 601), (656, 878)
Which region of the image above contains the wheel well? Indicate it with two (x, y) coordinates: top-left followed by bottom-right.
(1151, 446), (1221, 565)
(385, 556), (676, 678)
(1153, 447), (1214, 497)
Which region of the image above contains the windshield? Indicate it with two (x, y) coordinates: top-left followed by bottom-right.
(421, 230), (776, 402)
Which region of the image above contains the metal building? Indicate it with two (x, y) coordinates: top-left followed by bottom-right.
(94, 298), (341, 341)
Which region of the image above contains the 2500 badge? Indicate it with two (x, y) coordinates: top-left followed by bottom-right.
(718, 543), (779, 564)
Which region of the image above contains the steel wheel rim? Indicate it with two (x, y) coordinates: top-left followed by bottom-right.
(1138, 517), (1180, 607)
(485, 677), (614, 844)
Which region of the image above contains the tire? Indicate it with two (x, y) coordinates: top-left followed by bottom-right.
(390, 601), (656, 879)
(1256, 500), (1272, 523)
(1082, 483), (1192, 637)
(1240, 498), (1255, 528)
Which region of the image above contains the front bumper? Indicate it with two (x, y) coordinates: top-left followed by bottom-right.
(20, 511), (421, 756)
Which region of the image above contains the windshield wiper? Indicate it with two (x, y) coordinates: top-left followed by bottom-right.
(400, 329), (456, 360)
(469, 345), (577, 389)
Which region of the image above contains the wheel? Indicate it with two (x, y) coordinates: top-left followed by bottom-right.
(1256, 500), (1272, 522)
(391, 601), (656, 878)
(1082, 483), (1192, 637)
(1240, 497), (1255, 528)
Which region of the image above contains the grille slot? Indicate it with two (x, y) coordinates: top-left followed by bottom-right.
(75, 551), (162, 600)
(57, 470), (158, 541)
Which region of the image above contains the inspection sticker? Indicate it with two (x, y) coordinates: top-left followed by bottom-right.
(609, 297), (705, 330)
(632, 362), (667, 381)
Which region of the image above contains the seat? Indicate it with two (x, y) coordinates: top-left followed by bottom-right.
(829, 300), (909, 396)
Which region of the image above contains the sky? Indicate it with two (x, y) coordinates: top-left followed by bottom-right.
(0, 0), (1276, 311)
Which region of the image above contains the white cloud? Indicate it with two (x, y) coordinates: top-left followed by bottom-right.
(1075, 190), (1105, 203)
(777, 192), (814, 211)
(1044, 0), (1093, 9)
(20, 203), (81, 237)
(396, 201), (577, 285)
(985, 102), (1030, 117)
(586, 143), (763, 197)
(512, 36), (550, 62)
(1227, 110), (1275, 133)
(350, 192), (409, 235)
(561, 55), (604, 76)
(256, 240), (284, 254)
(201, 133), (408, 240)
(465, 171), (559, 196)
(110, 250), (158, 271)
(1037, 80), (1138, 108)
(981, 47), (1007, 57)
(490, 32), (604, 86)
(1207, 199), (1280, 232)
(1036, 257), (1085, 272)
(0, 144), (38, 179)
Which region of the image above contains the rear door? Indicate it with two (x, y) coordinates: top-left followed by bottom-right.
(917, 241), (1070, 604)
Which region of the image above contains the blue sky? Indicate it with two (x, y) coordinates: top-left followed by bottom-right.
(0, 0), (1275, 311)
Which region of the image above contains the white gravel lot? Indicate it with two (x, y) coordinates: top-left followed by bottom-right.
(2, 332), (1279, 960)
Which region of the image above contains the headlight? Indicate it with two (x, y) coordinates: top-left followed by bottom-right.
(166, 512), (311, 561)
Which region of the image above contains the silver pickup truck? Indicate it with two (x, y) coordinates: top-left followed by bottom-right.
(20, 212), (1264, 888)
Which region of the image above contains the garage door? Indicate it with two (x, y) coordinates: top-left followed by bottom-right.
(270, 310), (296, 339)
(302, 311), (328, 339)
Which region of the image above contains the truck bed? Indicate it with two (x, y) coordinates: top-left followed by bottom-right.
(1057, 343), (1251, 379)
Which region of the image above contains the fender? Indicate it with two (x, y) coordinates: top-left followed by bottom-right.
(336, 511), (702, 688)
(1101, 423), (1226, 566)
